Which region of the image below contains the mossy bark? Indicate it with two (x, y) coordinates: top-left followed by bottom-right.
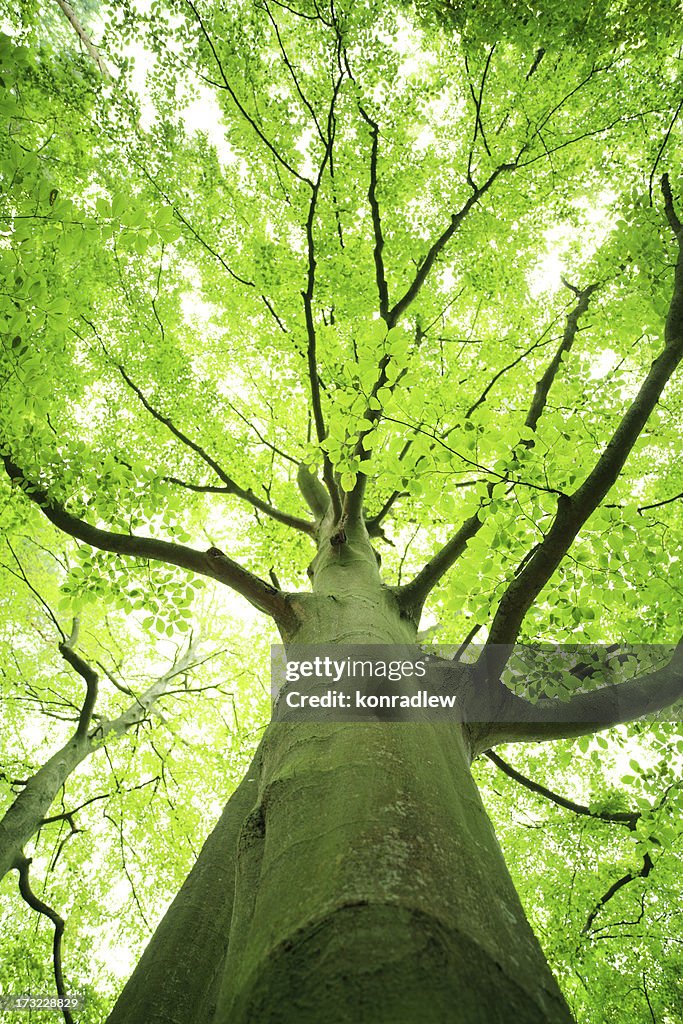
(107, 520), (574, 1023)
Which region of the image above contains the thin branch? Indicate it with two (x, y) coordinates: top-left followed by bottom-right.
(648, 97), (683, 204)
(2, 539), (65, 640)
(642, 972), (657, 1024)
(583, 852), (653, 934)
(98, 343), (313, 536)
(638, 490), (683, 512)
(133, 160), (258, 287)
(263, 1), (324, 143)
(343, 325), (426, 525)
(388, 163), (515, 326)
(358, 105), (389, 318)
(365, 487), (407, 534)
(464, 45), (495, 188)
(484, 749), (637, 827)
(13, 853), (74, 1024)
(464, 316), (562, 419)
(182, 0), (311, 184)
(222, 397), (300, 464)
(42, 792), (109, 825)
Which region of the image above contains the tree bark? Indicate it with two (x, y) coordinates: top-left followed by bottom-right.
(107, 521), (574, 1023)
(0, 737), (89, 880)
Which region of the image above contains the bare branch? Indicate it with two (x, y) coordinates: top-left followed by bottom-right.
(42, 792), (109, 826)
(132, 160), (258, 287)
(464, 319), (560, 420)
(638, 489), (683, 512)
(263, 1), (325, 144)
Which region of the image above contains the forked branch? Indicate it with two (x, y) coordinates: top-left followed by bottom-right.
(388, 163), (514, 326)
(398, 282), (599, 619)
(111, 358), (314, 535)
(486, 185), (683, 651)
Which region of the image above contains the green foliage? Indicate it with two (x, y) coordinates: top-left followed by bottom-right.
(0, 1), (681, 1020)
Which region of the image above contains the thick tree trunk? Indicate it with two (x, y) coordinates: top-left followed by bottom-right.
(107, 522), (574, 1023)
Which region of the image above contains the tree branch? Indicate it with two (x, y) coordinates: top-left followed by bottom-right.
(478, 641), (683, 748)
(486, 188), (683, 650)
(387, 163), (514, 326)
(58, 644), (98, 740)
(301, 76), (344, 522)
(396, 286), (596, 618)
(296, 463), (330, 522)
(483, 752), (657, 938)
(483, 749), (637, 827)
(358, 104), (389, 319)
(583, 852), (653, 934)
(464, 45), (495, 188)
(365, 487), (408, 535)
(464, 317), (560, 420)
(1, 454), (294, 624)
(108, 355), (314, 536)
(182, 0), (311, 183)
(522, 280), (599, 437)
(398, 511), (484, 622)
(53, 0), (110, 79)
(13, 852), (74, 1024)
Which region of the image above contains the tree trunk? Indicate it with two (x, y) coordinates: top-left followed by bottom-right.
(0, 737), (90, 881)
(107, 523), (574, 1023)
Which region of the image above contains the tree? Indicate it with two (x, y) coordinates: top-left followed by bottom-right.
(1, 1), (682, 1021)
